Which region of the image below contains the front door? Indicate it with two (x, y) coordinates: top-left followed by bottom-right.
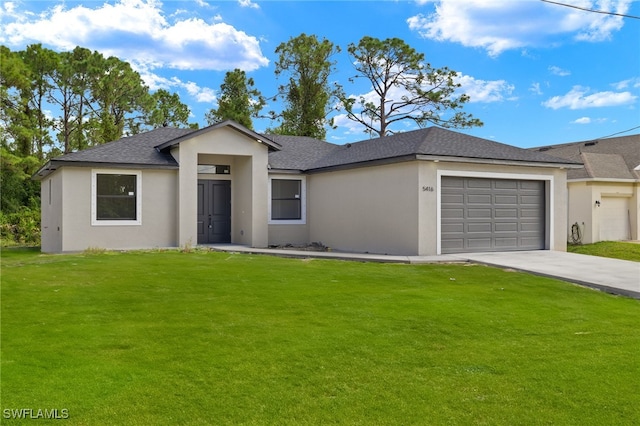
(197, 180), (231, 244)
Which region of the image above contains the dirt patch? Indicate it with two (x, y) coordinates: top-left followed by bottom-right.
(268, 242), (330, 252)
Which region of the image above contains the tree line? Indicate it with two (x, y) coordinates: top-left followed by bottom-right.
(1, 34), (482, 245)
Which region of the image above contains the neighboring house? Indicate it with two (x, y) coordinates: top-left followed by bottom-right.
(531, 134), (640, 244)
(34, 120), (580, 255)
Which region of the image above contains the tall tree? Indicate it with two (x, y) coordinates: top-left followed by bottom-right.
(144, 89), (194, 129)
(339, 36), (482, 138)
(18, 44), (57, 158)
(49, 48), (100, 153)
(0, 46), (32, 155)
(206, 69), (264, 129)
(270, 33), (341, 139)
(89, 56), (152, 143)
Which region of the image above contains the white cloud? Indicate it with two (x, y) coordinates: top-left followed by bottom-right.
(573, 117), (591, 124)
(456, 74), (516, 103)
(549, 65), (570, 76)
(133, 62), (217, 103)
(612, 77), (640, 90)
(238, 0), (260, 9)
(529, 82), (543, 95)
(407, 0), (631, 57)
(543, 86), (637, 109)
(183, 81), (217, 103)
(0, 0), (269, 71)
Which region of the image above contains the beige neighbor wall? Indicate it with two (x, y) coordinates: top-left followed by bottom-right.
(173, 126), (269, 248)
(308, 161), (421, 255)
(430, 161), (569, 254)
(568, 181), (638, 243)
(40, 172), (63, 253)
(52, 167), (178, 252)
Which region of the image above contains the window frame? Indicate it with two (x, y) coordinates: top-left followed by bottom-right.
(91, 170), (142, 226)
(268, 176), (306, 225)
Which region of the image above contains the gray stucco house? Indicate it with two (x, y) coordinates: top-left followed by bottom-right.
(531, 134), (640, 244)
(34, 120), (580, 255)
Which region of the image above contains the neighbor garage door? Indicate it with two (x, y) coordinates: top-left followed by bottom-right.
(441, 177), (545, 254)
(598, 197), (630, 241)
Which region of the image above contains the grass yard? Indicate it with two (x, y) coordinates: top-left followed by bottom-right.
(567, 241), (640, 262)
(2, 248), (639, 425)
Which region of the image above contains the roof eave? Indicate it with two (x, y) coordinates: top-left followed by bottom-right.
(415, 155), (584, 169)
(32, 160), (179, 180)
(568, 177), (639, 183)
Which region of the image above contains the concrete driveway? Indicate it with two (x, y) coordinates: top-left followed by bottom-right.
(451, 251), (640, 299)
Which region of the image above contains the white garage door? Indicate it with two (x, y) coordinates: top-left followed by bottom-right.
(599, 197), (630, 241)
(441, 177), (546, 254)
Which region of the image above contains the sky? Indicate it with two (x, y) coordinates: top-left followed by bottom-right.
(1, 0), (639, 148)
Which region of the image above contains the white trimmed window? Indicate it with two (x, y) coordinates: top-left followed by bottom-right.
(91, 170), (142, 226)
(268, 176), (306, 224)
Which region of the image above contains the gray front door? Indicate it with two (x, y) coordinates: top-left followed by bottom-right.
(441, 177), (545, 254)
(197, 180), (231, 244)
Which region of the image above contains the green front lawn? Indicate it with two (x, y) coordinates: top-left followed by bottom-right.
(568, 241), (640, 262)
(2, 249), (639, 425)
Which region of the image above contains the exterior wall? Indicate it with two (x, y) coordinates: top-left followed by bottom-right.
(40, 172), (63, 253)
(175, 126), (269, 248)
(55, 167), (177, 252)
(307, 162), (421, 255)
(419, 161), (568, 255)
(283, 160), (568, 256)
(568, 181), (638, 243)
(567, 182), (594, 243)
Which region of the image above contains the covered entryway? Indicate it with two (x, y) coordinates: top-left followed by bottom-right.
(599, 197), (630, 241)
(197, 180), (231, 243)
(441, 177), (545, 254)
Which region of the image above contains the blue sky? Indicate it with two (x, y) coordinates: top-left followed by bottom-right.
(1, 0), (638, 148)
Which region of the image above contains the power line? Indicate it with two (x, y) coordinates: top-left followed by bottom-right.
(598, 125), (640, 139)
(541, 0), (640, 20)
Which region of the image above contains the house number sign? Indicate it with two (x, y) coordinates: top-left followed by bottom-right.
(422, 186), (435, 192)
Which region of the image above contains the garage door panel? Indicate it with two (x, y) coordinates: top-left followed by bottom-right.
(442, 207), (464, 219)
(468, 208), (492, 218)
(495, 237), (518, 247)
(468, 194), (492, 204)
(467, 179), (492, 189)
(520, 221), (541, 232)
(468, 238), (492, 249)
(521, 208), (542, 218)
(442, 193), (464, 204)
(495, 195), (517, 204)
(520, 236), (543, 247)
(494, 222), (518, 232)
(442, 223), (464, 233)
(494, 180), (518, 190)
(495, 208), (518, 218)
(441, 239), (465, 251)
(520, 181), (542, 190)
(441, 177), (545, 253)
(468, 222), (492, 233)
(442, 177), (464, 188)
(520, 195), (543, 205)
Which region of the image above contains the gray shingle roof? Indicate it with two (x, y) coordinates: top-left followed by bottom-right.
(265, 135), (339, 170)
(35, 123), (582, 180)
(531, 134), (640, 180)
(50, 127), (197, 167)
(269, 127), (581, 171)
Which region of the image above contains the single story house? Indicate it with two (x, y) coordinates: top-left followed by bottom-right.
(531, 134), (640, 244)
(34, 120), (581, 255)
